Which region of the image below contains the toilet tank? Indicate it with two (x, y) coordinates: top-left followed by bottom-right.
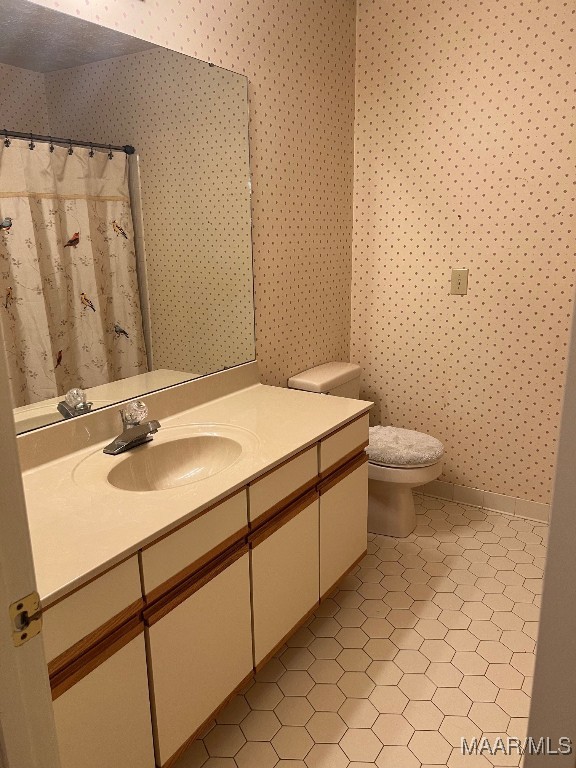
(287, 362), (361, 398)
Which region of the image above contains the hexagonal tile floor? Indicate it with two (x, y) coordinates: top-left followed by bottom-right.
(174, 495), (547, 768)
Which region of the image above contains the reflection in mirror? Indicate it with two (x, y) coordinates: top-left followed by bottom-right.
(0, 0), (255, 434)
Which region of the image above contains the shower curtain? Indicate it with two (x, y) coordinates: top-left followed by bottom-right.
(0, 139), (148, 407)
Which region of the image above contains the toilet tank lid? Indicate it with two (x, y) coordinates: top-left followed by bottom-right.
(288, 362), (361, 393)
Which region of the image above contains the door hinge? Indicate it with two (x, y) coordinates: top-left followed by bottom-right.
(9, 591), (42, 646)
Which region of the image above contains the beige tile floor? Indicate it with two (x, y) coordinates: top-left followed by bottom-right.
(175, 495), (548, 768)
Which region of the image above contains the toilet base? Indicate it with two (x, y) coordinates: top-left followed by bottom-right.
(368, 478), (417, 537)
(367, 459), (443, 538)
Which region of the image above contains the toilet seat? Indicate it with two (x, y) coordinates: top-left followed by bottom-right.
(367, 425), (444, 469)
(369, 457), (439, 469)
(368, 460), (443, 485)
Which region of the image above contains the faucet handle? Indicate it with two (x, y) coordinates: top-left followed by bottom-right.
(65, 387), (87, 408)
(121, 400), (148, 428)
(57, 387), (93, 419)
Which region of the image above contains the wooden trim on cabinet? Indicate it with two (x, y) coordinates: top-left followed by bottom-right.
(249, 476), (318, 530)
(320, 549), (367, 602)
(143, 543), (249, 627)
(160, 669), (254, 768)
(249, 490), (319, 547)
(140, 487), (247, 551)
(50, 617), (144, 700)
(254, 602), (319, 673)
(318, 452), (369, 495)
(319, 441), (369, 480)
(144, 525), (250, 604)
(47, 597), (144, 679)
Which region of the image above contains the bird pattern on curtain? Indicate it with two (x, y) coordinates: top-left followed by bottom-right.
(0, 139), (148, 407)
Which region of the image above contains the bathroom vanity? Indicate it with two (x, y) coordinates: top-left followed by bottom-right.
(19, 364), (371, 768)
(4, 8), (369, 768)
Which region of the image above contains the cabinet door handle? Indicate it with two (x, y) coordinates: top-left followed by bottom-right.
(249, 490), (319, 548)
(318, 452), (368, 495)
(50, 617), (144, 700)
(143, 543), (249, 626)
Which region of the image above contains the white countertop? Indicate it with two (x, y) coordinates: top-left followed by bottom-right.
(22, 383), (371, 606)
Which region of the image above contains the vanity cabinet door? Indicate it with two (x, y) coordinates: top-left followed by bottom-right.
(52, 626), (155, 768)
(251, 491), (320, 668)
(145, 547), (253, 768)
(319, 454), (368, 598)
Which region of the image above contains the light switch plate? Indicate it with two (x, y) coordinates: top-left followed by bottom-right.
(451, 268), (469, 295)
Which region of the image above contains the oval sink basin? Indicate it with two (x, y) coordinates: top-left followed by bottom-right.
(107, 435), (242, 492)
(72, 422), (259, 494)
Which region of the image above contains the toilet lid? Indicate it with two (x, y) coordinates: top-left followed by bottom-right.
(367, 425), (444, 468)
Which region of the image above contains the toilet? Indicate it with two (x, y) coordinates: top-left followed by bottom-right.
(288, 362), (444, 537)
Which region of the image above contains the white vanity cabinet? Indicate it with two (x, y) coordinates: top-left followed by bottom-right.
(36, 404), (370, 768)
(140, 488), (249, 603)
(319, 413), (369, 476)
(319, 454), (369, 597)
(43, 556), (143, 671)
(250, 490), (320, 667)
(248, 445), (317, 527)
(144, 547), (253, 768)
(318, 415), (370, 598)
(52, 628), (155, 768)
(45, 556), (154, 768)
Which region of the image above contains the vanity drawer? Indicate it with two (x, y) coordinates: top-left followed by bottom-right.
(141, 488), (249, 602)
(43, 556), (142, 672)
(319, 414), (369, 476)
(249, 445), (318, 526)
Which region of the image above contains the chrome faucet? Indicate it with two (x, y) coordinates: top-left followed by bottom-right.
(103, 400), (161, 455)
(57, 388), (93, 419)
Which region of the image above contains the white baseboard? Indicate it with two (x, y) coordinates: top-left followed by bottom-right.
(420, 480), (550, 524)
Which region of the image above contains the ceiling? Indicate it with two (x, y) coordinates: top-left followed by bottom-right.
(0, 0), (157, 72)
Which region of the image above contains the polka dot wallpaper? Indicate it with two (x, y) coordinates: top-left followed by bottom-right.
(351, 0), (576, 502)
(0, 62), (50, 134)
(9, 0), (574, 505)
(44, 48), (255, 375)
(31, 0), (357, 387)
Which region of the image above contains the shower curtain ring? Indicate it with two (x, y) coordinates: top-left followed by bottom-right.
(68, 140), (74, 155)
(28, 133), (35, 151)
(89, 143), (94, 158)
(108, 145), (113, 160)
(3, 130), (10, 148)
(49, 137), (55, 153)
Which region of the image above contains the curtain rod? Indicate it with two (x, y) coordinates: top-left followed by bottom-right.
(2, 129), (135, 155)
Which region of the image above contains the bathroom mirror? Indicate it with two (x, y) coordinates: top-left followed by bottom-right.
(0, 0), (255, 434)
